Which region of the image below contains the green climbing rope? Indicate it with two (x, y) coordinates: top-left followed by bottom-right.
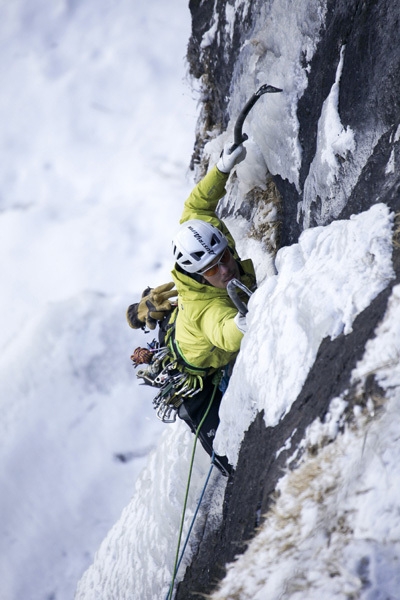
(165, 374), (221, 600)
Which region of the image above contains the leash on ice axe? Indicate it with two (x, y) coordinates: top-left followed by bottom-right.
(227, 278), (253, 316)
(228, 83), (282, 154)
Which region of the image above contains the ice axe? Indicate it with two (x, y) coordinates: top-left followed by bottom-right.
(227, 278), (253, 316)
(228, 84), (282, 154)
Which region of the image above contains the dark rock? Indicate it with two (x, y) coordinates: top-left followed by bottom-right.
(175, 0), (400, 597)
(187, 0), (261, 171)
(175, 270), (397, 599)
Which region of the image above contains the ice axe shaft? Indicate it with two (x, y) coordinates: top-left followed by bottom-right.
(228, 84), (282, 154)
(227, 278), (253, 316)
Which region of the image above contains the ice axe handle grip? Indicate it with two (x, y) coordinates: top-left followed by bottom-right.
(228, 133), (248, 154)
(227, 278), (253, 316)
(228, 84), (283, 154)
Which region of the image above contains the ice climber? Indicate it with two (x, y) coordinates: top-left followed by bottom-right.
(127, 142), (256, 475)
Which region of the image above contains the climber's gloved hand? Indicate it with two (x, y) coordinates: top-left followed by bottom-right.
(234, 312), (247, 334)
(126, 282), (177, 330)
(126, 287), (151, 330)
(217, 142), (247, 173)
(145, 282), (178, 328)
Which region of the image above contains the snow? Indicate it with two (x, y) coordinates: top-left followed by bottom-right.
(215, 203), (394, 465)
(210, 291), (400, 598)
(302, 46), (356, 227)
(386, 126), (400, 175)
(352, 283), (400, 392)
(74, 0), (400, 597)
(200, 2), (219, 50)
(75, 196), (398, 599)
(0, 1), (196, 599)
(225, 0), (328, 190)
(75, 422), (227, 600)
(3, 1), (400, 600)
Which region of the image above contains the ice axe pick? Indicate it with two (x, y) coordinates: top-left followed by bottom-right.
(228, 84), (282, 154)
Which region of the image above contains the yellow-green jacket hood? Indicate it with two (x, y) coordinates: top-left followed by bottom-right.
(171, 258), (256, 369)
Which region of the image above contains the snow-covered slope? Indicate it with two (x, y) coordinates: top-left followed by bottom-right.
(74, 203), (397, 600)
(212, 344), (400, 598)
(0, 2), (196, 599)
(216, 204), (394, 465)
(4, 0), (398, 599)
(76, 421), (227, 600)
(76, 1), (400, 599)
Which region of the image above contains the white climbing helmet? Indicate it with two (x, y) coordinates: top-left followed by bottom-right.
(172, 219), (228, 274)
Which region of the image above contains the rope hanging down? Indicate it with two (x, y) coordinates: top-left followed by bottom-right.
(165, 375), (220, 600)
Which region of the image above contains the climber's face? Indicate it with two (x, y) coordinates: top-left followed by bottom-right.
(200, 248), (240, 289)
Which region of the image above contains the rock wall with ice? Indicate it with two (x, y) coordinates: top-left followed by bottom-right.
(75, 0), (400, 598)
(188, 0), (399, 242)
(174, 0), (400, 597)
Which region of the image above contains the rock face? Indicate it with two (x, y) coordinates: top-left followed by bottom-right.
(177, 0), (400, 597)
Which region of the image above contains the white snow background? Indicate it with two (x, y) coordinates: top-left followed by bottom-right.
(0, 2), (197, 599)
(2, 1), (400, 600)
(75, 1), (400, 599)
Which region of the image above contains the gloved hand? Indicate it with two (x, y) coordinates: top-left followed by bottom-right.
(234, 312), (247, 334)
(126, 282), (177, 330)
(145, 282), (178, 328)
(217, 142), (247, 173)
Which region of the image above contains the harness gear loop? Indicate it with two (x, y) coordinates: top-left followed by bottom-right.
(132, 308), (212, 423)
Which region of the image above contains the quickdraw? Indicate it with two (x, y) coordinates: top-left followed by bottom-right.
(131, 334), (206, 424)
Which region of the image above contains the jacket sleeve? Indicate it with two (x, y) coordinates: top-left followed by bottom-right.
(200, 301), (244, 353)
(180, 166), (229, 226)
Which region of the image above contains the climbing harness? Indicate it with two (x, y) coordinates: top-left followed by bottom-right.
(131, 277), (253, 425)
(131, 309), (211, 423)
(165, 374), (220, 600)
(131, 277), (253, 423)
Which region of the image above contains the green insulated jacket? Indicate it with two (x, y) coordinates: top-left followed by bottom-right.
(171, 166), (256, 370)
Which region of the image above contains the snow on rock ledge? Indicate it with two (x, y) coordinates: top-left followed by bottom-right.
(215, 203), (394, 466)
